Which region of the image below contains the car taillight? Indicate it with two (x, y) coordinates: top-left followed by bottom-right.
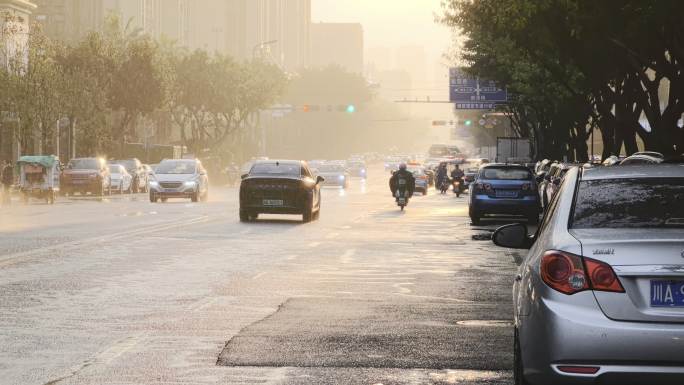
(483, 183), (492, 191)
(585, 258), (624, 292)
(541, 251), (624, 295)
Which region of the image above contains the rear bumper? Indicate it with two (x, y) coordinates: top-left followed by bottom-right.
(63, 180), (101, 191)
(149, 185), (197, 197)
(521, 292), (684, 385)
(471, 195), (539, 215)
(241, 204), (306, 215)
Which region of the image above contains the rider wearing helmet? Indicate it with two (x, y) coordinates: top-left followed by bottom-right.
(389, 162), (416, 198)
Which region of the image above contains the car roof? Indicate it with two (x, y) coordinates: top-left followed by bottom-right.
(253, 159), (303, 165)
(481, 163), (530, 169)
(581, 164), (684, 180)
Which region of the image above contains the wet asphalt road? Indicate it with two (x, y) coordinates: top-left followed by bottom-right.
(0, 166), (524, 385)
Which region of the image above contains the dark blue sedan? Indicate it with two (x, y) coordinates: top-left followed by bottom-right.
(469, 164), (540, 225)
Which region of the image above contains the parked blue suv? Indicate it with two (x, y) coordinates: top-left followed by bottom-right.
(469, 164), (540, 225)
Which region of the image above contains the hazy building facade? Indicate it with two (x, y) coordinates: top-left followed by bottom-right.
(310, 22), (363, 74)
(0, 0), (37, 161)
(224, 0), (310, 71)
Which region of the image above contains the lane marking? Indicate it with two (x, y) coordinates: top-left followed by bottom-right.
(252, 272), (267, 280)
(0, 215), (211, 268)
(307, 241), (321, 248)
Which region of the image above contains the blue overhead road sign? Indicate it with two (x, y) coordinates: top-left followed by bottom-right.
(449, 68), (508, 109)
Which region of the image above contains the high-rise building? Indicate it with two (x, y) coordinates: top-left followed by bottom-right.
(310, 22), (363, 74)
(33, 0), (102, 43)
(0, 0), (37, 161)
(224, 0), (310, 71)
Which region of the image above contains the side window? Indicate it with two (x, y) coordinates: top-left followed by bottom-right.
(535, 180), (565, 237)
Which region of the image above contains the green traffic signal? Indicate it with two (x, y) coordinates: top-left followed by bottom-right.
(465, 119), (472, 126)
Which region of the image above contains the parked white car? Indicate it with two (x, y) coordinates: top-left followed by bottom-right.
(108, 164), (132, 194)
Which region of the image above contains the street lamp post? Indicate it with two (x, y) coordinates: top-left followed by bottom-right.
(252, 40), (278, 156)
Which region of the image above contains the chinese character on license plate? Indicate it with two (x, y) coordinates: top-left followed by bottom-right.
(650, 280), (684, 307)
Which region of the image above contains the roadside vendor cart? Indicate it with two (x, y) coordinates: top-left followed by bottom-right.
(17, 155), (60, 204)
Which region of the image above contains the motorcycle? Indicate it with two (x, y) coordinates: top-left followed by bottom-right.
(452, 178), (465, 197)
(395, 177), (410, 211)
(438, 178), (450, 194)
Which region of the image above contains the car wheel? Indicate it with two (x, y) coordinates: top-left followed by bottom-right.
(303, 203), (314, 222)
(239, 209), (249, 222)
(514, 328), (531, 385)
(149, 193), (158, 203)
(191, 192), (199, 202)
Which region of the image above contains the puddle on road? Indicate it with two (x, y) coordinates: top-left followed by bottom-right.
(455, 320), (512, 327)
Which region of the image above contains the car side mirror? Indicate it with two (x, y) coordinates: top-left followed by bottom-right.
(492, 223), (533, 249)
(316, 175), (325, 184)
(241, 173), (249, 180)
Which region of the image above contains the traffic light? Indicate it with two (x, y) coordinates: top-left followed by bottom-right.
(464, 119), (473, 126)
(346, 104), (356, 113)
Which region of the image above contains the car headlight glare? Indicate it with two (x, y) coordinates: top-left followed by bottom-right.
(184, 181), (197, 187)
(149, 181), (159, 187)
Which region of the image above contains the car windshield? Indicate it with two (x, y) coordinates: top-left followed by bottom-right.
(156, 161), (196, 174)
(108, 165), (123, 173)
(481, 167), (532, 180)
(318, 165), (345, 172)
(111, 160), (136, 172)
(68, 159), (99, 170)
(571, 178), (684, 229)
(250, 163), (301, 176)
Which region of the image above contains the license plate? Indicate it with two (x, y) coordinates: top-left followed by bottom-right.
(650, 280), (684, 307)
(495, 190), (518, 198)
(263, 199), (283, 206)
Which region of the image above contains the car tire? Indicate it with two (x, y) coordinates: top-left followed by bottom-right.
(239, 209), (249, 222)
(303, 206), (314, 223)
(191, 192), (199, 202)
(149, 194), (158, 203)
(514, 328), (531, 385)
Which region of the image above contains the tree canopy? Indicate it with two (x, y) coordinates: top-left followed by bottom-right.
(442, 0), (684, 160)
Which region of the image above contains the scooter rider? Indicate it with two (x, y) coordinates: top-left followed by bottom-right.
(451, 164), (465, 194)
(389, 162), (415, 198)
(436, 162), (449, 186)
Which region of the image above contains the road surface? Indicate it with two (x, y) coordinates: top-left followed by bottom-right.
(0, 167), (521, 385)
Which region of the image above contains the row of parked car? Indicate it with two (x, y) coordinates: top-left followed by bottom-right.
(488, 152), (684, 384)
(61, 157), (151, 196)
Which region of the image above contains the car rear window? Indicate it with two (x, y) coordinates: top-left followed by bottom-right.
(571, 178), (684, 229)
(68, 159), (99, 170)
(250, 163), (301, 176)
(481, 167), (532, 180)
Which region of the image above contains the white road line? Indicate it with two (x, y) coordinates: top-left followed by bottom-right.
(308, 241), (321, 248)
(252, 272), (267, 280)
(0, 215), (211, 268)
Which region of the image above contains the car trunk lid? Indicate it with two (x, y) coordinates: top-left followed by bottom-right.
(572, 229), (684, 323)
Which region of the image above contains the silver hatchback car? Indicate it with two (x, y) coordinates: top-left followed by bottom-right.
(493, 164), (684, 385)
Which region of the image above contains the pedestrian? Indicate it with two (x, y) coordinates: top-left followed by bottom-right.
(2, 160), (14, 205)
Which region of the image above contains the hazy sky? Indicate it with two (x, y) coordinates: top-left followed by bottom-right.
(311, 0), (452, 58)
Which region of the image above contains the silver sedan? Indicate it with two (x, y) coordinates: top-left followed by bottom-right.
(493, 164), (684, 385)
